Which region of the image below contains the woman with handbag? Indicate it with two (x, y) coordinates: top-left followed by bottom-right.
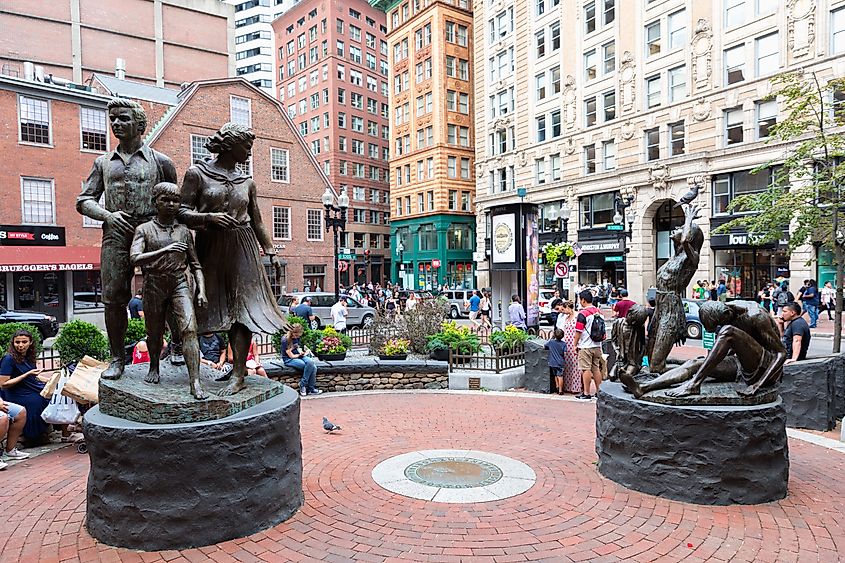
(0, 329), (49, 447)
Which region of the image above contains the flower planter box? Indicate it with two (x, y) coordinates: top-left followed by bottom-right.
(316, 352), (347, 362)
(378, 353), (408, 361)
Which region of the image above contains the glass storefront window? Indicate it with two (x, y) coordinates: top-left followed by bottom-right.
(714, 248), (789, 299)
(447, 224), (473, 250)
(446, 262), (473, 289)
(579, 192), (616, 228)
(419, 223), (438, 250)
(73, 270), (103, 311)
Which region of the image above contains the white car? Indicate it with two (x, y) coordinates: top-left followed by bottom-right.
(537, 288), (558, 324)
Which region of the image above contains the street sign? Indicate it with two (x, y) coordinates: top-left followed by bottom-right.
(702, 329), (716, 350)
(606, 224), (625, 231)
(605, 255), (624, 263)
(560, 278), (571, 290)
(516, 187), (527, 198)
(338, 253), (356, 261)
(554, 262), (569, 278)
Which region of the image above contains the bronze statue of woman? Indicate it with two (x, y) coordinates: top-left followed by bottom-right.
(647, 204), (703, 373)
(179, 123), (286, 395)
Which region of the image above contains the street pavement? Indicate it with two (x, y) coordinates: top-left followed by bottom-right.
(2, 391), (844, 562)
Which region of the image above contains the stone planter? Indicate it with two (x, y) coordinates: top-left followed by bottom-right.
(379, 353), (408, 360)
(316, 352), (347, 362)
(429, 348), (449, 362)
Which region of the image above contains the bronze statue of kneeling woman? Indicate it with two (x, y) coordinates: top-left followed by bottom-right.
(179, 123), (286, 396)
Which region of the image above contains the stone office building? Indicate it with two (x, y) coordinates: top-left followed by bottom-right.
(473, 0), (845, 301)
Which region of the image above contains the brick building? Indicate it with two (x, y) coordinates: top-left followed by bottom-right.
(384, 0), (476, 291)
(147, 77), (336, 295)
(272, 0), (392, 287)
(0, 75), (111, 326)
(0, 0), (235, 88)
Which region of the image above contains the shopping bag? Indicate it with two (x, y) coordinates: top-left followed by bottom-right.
(42, 369), (80, 425)
(39, 371), (62, 399)
(62, 356), (107, 404)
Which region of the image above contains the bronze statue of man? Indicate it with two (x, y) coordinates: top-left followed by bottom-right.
(77, 98), (177, 380)
(619, 300), (787, 398)
(647, 203), (703, 373)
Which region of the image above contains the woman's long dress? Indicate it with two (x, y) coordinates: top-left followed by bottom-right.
(0, 354), (49, 440)
(185, 161), (287, 334)
(560, 318), (581, 393)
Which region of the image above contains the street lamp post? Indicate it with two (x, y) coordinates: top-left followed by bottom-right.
(613, 194), (636, 286)
(549, 201), (572, 297)
(322, 186), (349, 301)
(395, 238), (405, 288)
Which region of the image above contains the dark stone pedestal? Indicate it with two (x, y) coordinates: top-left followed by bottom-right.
(596, 382), (789, 505)
(781, 354), (842, 431)
(523, 338), (551, 393)
(84, 388), (303, 551)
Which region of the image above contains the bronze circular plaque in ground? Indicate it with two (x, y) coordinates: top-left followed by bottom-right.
(404, 457), (503, 489)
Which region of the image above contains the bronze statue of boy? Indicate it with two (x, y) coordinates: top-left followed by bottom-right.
(130, 183), (208, 400)
(608, 305), (648, 383)
(77, 98), (177, 381)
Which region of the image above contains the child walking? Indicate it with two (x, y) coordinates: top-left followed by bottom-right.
(544, 328), (567, 395)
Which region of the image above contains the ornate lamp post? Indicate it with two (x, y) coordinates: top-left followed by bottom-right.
(322, 186), (349, 301)
(549, 201), (573, 296)
(613, 194), (636, 286)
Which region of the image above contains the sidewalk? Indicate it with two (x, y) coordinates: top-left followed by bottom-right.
(810, 314), (845, 339)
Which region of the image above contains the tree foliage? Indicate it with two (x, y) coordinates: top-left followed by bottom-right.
(715, 71), (845, 252)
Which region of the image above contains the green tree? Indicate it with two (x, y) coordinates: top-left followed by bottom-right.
(716, 71), (845, 352)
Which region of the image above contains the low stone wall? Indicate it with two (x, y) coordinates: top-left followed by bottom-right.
(264, 357), (449, 392)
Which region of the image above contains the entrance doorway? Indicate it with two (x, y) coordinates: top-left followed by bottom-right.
(14, 272), (66, 321)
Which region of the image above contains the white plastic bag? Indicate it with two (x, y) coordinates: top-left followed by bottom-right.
(41, 369), (80, 425)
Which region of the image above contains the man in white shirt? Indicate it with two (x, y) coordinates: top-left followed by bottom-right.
(331, 296), (348, 332)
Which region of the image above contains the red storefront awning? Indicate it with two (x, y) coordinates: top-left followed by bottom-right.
(0, 246), (101, 272)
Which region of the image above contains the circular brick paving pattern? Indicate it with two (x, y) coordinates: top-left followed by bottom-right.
(1, 392), (844, 562)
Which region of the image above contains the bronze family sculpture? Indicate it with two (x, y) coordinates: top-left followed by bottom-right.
(78, 100), (285, 398)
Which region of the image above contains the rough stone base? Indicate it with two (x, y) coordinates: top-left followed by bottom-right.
(523, 338), (551, 393)
(596, 382), (789, 505)
(781, 355), (840, 431)
(84, 388), (303, 551)
(99, 361), (283, 424)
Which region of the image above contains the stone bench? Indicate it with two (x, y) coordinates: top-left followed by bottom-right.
(264, 357), (449, 392)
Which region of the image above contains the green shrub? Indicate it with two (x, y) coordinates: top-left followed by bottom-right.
(489, 325), (530, 351)
(54, 320), (109, 364)
(0, 322), (43, 356)
(403, 297), (448, 354)
(425, 321), (481, 354)
(125, 318), (147, 345)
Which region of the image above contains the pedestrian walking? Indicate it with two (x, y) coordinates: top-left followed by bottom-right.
(574, 290), (604, 400)
(821, 281), (835, 320)
(802, 280), (820, 328)
(479, 291), (493, 329)
(467, 290), (481, 328)
(554, 301), (581, 393)
(331, 296), (348, 333)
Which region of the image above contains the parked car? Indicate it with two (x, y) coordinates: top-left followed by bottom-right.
(682, 298), (704, 339)
(440, 289), (480, 319)
(537, 288), (558, 325)
(0, 306), (59, 339)
(278, 292), (376, 329)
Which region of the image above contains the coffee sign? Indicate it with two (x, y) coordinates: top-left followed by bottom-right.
(0, 225), (66, 247)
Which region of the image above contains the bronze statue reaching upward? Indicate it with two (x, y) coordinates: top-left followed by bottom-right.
(77, 99), (177, 381)
(647, 203), (703, 373)
(179, 123), (286, 396)
(619, 300), (787, 398)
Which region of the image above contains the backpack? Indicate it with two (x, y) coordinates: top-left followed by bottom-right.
(775, 290), (789, 307)
(589, 310), (606, 342)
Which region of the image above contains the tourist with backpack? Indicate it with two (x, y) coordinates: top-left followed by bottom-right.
(574, 290), (606, 400)
(775, 281), (794, 313)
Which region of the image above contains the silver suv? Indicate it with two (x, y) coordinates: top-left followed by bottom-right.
(441, 289), (481, 319)
(278, 292), (376, 330)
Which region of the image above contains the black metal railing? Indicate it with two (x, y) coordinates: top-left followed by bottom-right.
(448, 345), (525, 373)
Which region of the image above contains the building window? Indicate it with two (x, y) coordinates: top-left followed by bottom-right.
(668, 121), (685, 156)
(725, 0), (746, 28)
(725, 108), (744, 144)
(603, 41), (615, 74)
(272, 206), (290, 239)
(427, 190), (434, 210)
(18, 96), (50, 145)
(550, 153), (561, 181)
(461, 157), (470, 179)
(585, 97), (597, 127)
(645, 127), (659, 161)
(191, 135), (211, 163)
(668, 66), (686, 103)
(536, 115), (547, 142)
(230, 96), (252, 127)
(448, 189), (457, 209)
(550, 66), (561, 94)
(448, 156), (457, 178)
(80, 107), (107, 152)
(21, 177), (55, 225)
(712, 168), (778, 215)
(536, 74), (546, 101)
(584, 144), (596, 175)
(536, 30), (546, 58)
(584, 49), (597, 81)
(834, 6), (845, 54)
(307, 209), (323, 241)
(270, 148), (289, 182)
(755, 33), (779, 76)
(602, 140), (616, 171)
(579, 192), (616, 228)
(645, 21), (660, 57)
(603, 91), (616, 122)
(756, 100), (777, 138)
(603, 0), (615, 25)
(725, 45), (745, 85)
(447, 224), (472, 250)
(585, 1), (596, 34)
(535, 158), (546, 185)
(646, 75), (661, 108)
(668, 10), (686, 50)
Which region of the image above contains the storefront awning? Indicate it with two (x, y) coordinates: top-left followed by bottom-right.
(0, 246), (101, 272)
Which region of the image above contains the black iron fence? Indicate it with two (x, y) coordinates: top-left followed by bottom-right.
(448, 346), (525, 373)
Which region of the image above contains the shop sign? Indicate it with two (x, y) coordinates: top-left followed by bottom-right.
(491, 213), (516, 263)
(577, 239), (623, 253)
(432, 259), (441, 269)
(710, 232), (788, 248)
(605, 255), (624, 263)
(0, 225), (66, 246)
(0, 263), (94, 272)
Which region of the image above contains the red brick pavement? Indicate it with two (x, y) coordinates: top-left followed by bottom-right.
(1, 392), (844, 563)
